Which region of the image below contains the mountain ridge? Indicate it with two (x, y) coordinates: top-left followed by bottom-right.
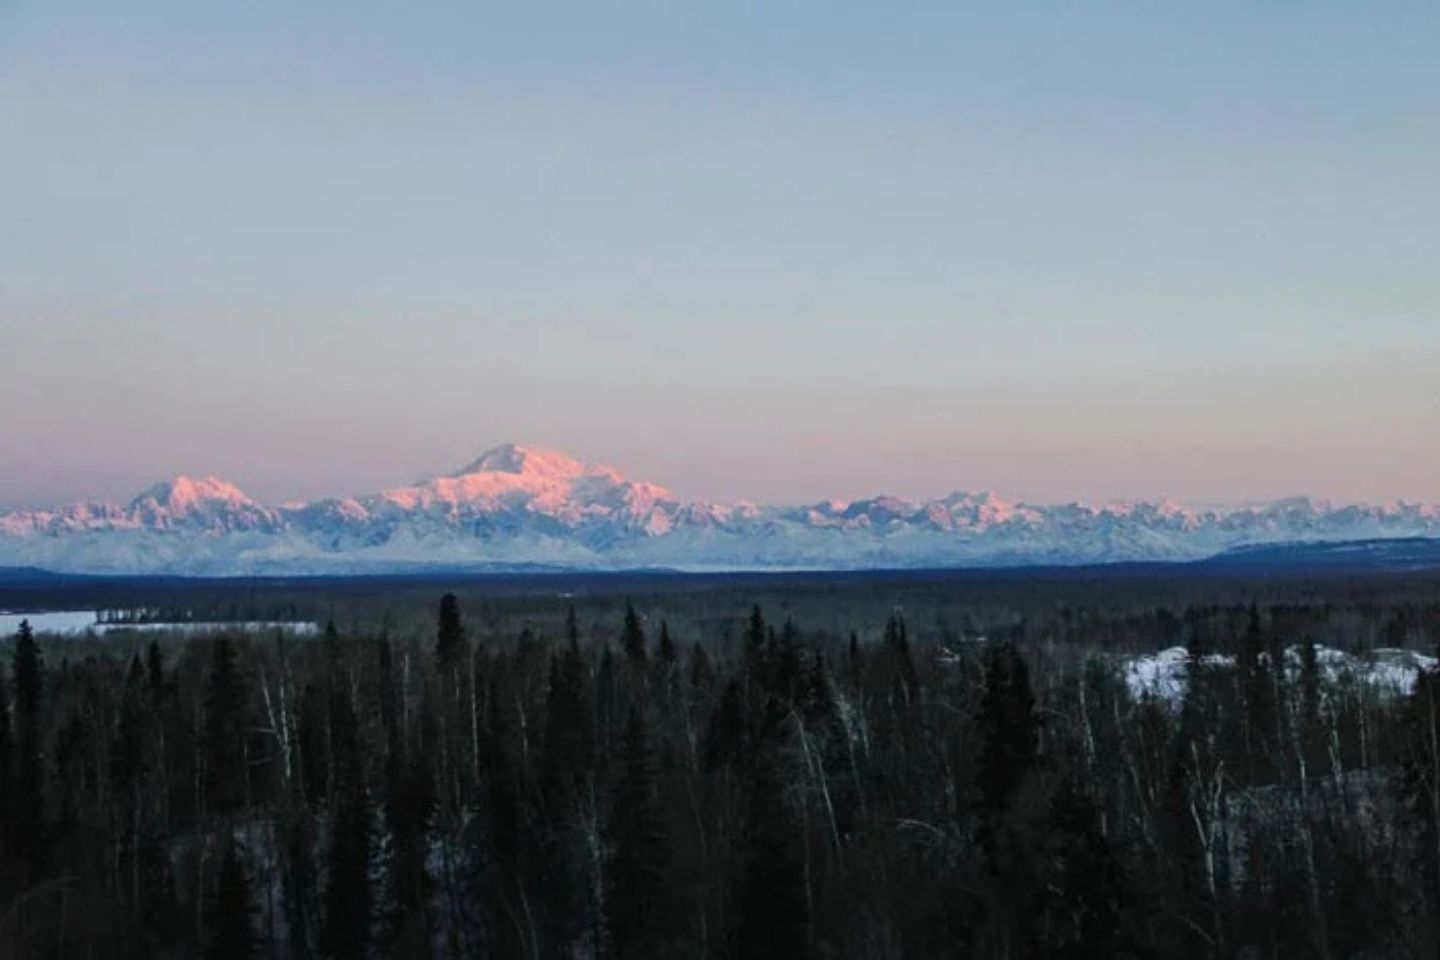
(4, 443), (1440, 575)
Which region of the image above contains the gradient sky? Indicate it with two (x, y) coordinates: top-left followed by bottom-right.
(3, 2), (1438, 510)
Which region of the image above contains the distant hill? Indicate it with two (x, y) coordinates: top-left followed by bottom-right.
(0, 566), (80, 584)
(1200, 538), (1440, 573)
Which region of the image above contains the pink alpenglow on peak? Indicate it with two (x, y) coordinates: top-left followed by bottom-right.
(3, 442), (1440, 575)
(377, 445), (676, 527)
(130, 475), (262, 514)
(1101, 499), (1198, 527)
(0, 474), (277, 537)
(452, 443), (620, 481)
(127, 475), (276, 531)
(936, 491), (1041, 528)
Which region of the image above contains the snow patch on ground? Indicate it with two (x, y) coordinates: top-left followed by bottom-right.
(1124, 644), (1437, 704)
(0, 611), (319, 637)
(1123, 647), (1234, 702)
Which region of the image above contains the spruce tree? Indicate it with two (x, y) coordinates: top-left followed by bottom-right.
(1239, 605), (1277, 782)
(12, 618), (41, 720)
(1399, 666), (1440, 924)
(606, 708), (676, 959)
(323, 688), (372, 960)
(279, 806), (321, 958)
(382, 751), (434, 954)
(597, 643), (618, 752)
(375, 636), (401, 753)
(884, 612), (918, 701)
(474, 671), (528, 959)
(435, 593), (466, 670)
(205, 835), (258, 960)
(0, 666), (11, 869)
(801, 650), (837, 726)
(202, 637), (249, 815)
(734, 746), (810, 960)
(145, 639), (166, 711)
(702, 680), (748, 771)
(542, 643), (595, 787)
(538, 640), (597, 954)
(773, 619), (803, 705)
(323, 619), (341, 659)
(297, 684), (330, 806)
(1180, 624), (1217, 755)
(136, 828), (179, 957)
(883, 612), (908, 660)
(12, 619), (45, 871)
(658, 620), (677, 666)
(1298, 636), (1324, 772)
(622, 602), (648, 664)
(375, 638), (431, 952)
(1037, 769), (1134, 959)
(971, 642), (1041, 954)
(112, 654), (148, 852)
(974, 642), (1039, 819)
(744, 606), (768, 683)
(689, 642), (715, 691)
(1163, 650), (1222, 957)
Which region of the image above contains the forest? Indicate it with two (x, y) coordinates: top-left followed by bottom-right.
(2, 570), (1440, 958)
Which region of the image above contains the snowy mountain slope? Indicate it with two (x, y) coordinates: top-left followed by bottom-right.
(0, 474), (279, 536)
(3, 443), (1440, 575)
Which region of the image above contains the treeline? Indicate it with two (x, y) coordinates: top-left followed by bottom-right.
(1, 595), (1440, 957)
(13, 568), (1440, 662)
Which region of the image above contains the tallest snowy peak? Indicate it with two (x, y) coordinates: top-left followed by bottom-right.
(453, 443), (614, 480)
(130, 474), (260, 513)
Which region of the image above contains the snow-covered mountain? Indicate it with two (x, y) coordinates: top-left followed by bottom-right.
(3, 443), (1440, 575)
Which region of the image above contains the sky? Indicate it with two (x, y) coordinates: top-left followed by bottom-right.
(2, 1), (1438, 510)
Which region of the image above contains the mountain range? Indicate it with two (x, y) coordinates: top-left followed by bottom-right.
(3, 443), (1439, 576)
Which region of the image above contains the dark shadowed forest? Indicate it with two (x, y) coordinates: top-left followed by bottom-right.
(3, 569), (1440, 958)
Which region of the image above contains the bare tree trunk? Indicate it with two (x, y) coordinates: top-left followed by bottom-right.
(402, 651), (412, 753)
(1428, 687), (1440, 908)
(1078, 666), (1097, 774)
(196, 840), (211, 947)
(792, 710), (842, 859)
(258, 665), (294, 796)
(471, 644), (483, 790)
(839, 693), (868, 814)
(1288, 687), (1332, 960)
(585, 783), (604, 960)
(1187, 742), (1226, 953)
(515, 695), (531, 770)
(518, 886), (541, 960)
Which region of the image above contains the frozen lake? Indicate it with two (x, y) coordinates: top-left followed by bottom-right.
(0, 611), (320, 637)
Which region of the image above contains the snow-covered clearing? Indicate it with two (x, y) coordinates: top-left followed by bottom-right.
(1124, 643), (1437, 704)
(0, 611), (319, 637)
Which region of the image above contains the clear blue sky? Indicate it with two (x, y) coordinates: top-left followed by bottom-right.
(3, 1), (1438, 508)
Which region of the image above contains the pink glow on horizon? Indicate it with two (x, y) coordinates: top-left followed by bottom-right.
(4, 441), (1440, 524)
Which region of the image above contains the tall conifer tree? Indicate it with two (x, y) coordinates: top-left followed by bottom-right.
(205, 836), (258, 960)
(435, 593), (466, 670)
(12, 620), (45, 872)
(323, 687), (372, 960)
(606, 708), (676, 958)
(622, 602), (648, 664)
(202, 637), (249, 815)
